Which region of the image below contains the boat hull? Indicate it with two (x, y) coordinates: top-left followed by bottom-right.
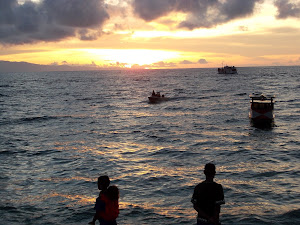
(249, 110), (274, 121)
(218, 66), (237, 74)
(250, 116), (274, 128)
(218, 70), (237, 74)
(249, 113), (274, 126)
(148, 96), (168, 103)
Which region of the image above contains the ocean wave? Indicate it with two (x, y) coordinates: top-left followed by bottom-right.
(0, 115), (72, 126)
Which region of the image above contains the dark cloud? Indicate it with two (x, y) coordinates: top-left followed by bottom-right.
(0, 0), (109, 44)
(198, 59), (208, 64)
(43, 0), (109, 27)
(133, 0), (177, 22)
(0, 0), (17, 25)
(222, 0), (260, 19)
(132, 0), (263, 29)
(77, 29), (102, 41)
(152, 61), (176, 68)
(179, 60), (194, 64)
(275, 0), (300, 19)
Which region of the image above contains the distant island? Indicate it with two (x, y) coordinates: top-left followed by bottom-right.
(0, 60), (107, 73)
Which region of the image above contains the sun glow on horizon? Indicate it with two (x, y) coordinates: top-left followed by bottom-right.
(85, 49), (180, 66)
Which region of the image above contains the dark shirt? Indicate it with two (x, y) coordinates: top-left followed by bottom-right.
(95, 196), (105, 211)
(191, 181), (225, 218)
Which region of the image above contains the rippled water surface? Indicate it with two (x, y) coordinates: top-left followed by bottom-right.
(1, 67), (300, 225)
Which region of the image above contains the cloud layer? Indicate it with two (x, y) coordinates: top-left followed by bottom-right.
(1, 0), (300, 45)
(133, 0), (263, 30)
(0, 0), (109, 44)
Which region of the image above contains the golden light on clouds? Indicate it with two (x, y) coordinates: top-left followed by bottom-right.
(2, 0), (300, 71)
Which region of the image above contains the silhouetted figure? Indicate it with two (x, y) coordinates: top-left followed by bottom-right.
(152, 90), (156, 96)
(89, 176), (119, 225)
(191, 163), (225, 225)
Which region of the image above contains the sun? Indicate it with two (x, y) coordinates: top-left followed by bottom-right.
(85, 49), (179, 66)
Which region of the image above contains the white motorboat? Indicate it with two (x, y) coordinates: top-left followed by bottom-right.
(218, 66), (237, 74)
(249, 93), (275, 125)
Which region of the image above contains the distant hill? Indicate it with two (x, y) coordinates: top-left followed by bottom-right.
(0, 60), (102, 72)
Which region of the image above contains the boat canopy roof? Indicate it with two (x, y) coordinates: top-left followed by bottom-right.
(249, 93), (275, 99)
(249, 93), (275, 103)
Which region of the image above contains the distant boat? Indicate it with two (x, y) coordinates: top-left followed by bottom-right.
(249, 93), (275, 126)
(218, 65), (237, 74)
(148, 91), (168, 103)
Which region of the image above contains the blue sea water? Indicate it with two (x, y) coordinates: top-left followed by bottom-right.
(0, 67), (299, 225)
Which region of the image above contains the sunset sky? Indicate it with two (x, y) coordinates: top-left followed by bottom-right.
(1, 0), (300, 69)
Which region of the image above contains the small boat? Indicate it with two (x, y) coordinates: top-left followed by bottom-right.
(148, 91), (168, 103)
(249, 93), (275, 126)
(218, 65), (237, 74)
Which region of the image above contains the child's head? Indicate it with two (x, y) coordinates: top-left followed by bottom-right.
(97, 175), (110, 191)
(106, 185), (119, 201)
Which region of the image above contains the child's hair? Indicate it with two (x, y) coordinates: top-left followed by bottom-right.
(106, 185), (119, 201)
(98, 175), (110, 188)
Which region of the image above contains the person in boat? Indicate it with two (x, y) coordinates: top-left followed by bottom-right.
(191, 163), (225, 225)
(152, 90), (156, 96)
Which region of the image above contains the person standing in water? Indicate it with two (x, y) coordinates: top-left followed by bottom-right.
(89, 175), (119, 225)
(191, 163), (225, 225)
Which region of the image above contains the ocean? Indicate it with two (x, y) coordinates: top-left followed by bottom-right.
(0, 67), (299, 225)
